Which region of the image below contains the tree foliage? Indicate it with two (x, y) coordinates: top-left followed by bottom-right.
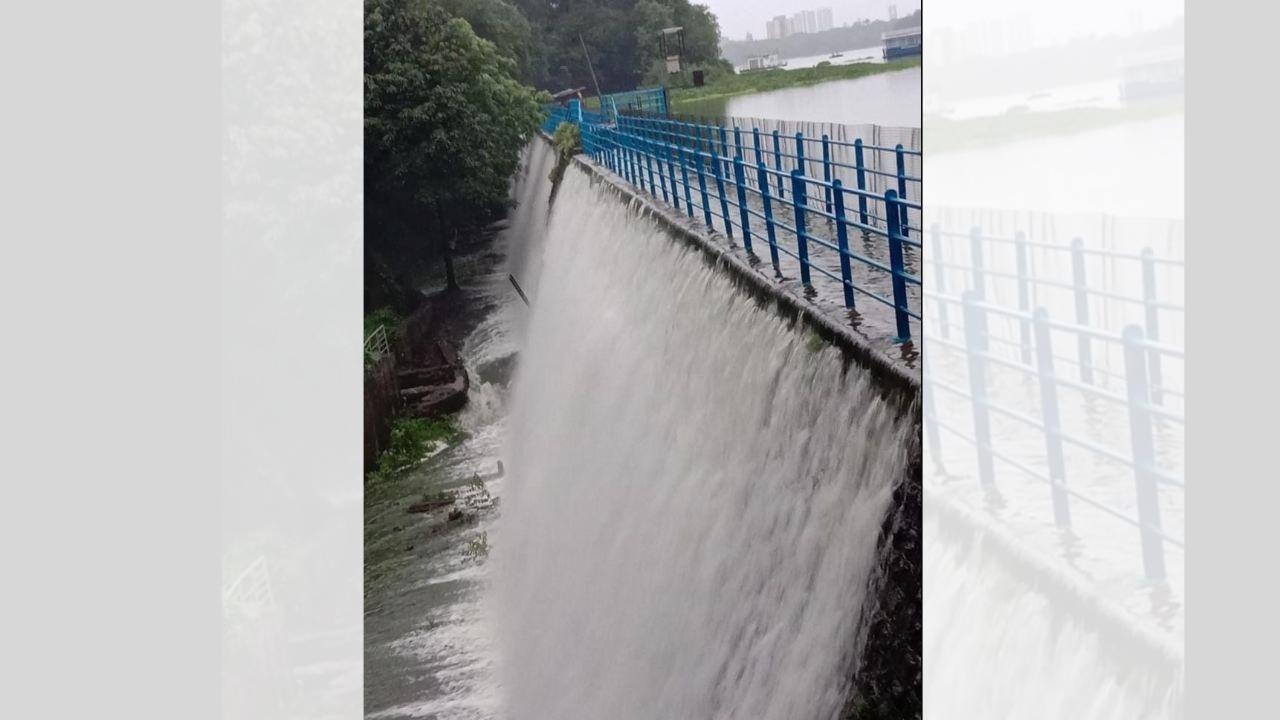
(364, 0), (542, 304)
(505, 0), (724, 92)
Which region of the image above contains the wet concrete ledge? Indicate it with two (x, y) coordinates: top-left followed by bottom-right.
(544, 133), (921, 411)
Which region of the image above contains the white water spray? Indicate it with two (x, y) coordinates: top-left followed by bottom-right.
(493, 164), (913, 719)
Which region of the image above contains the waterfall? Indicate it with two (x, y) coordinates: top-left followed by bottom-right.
(492, 161), (913, 720)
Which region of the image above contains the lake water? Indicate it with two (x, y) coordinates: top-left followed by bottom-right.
(677, 67), (920, 128)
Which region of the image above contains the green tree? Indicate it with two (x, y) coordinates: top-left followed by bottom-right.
(509, 0), (725, 93)
(439, 0), (542, 83)
(365, 0), (542, 301)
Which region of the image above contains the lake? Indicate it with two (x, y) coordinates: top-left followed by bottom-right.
(675, 66), (921, 128)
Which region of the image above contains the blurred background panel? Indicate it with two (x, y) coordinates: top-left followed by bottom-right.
(923, 1), (1185, 718)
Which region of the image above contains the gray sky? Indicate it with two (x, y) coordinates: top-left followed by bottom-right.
(700, 1), (921, 42)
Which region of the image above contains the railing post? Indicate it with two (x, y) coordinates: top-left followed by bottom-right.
(756, 161), (780, 271)
(733, 125), (743, 160)
(631, 134), (643, 189)
(1141, 247), (1164, 405)
(733, 157), (753, 254)
(969, 227), (985, 298)
(710, 148), (733, 239)
(1033, 307), (1071, 528)
(772, 129), (785, 199)
(623, 132), (634, 185)
(931, 224), (949, 339)
(963, 291), (995, 487)
(1123, 324), (1166, 582)
(667, 147), (680, 211)
(644, 142), (657, 197)
(833, 179), (855, 309)
(885, 189), (912, 342)
(1015, 231), (1032, 365)
(678, 145), (694, 219)
(895, 143), (910, 238)
(790, 169), (812, 287)
(821, 134), (833, 215)
(854, 138), (869, 226)
(718, 123), (730, 179)
(653, 126), (669, 203)
(794, 131), (805, 177)
(752, 127), (764, 180)
(1071, 237), (1094, 384)
(695, 151), (713, 228)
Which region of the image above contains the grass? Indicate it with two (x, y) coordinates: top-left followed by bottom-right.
(668, 57), (920, 112)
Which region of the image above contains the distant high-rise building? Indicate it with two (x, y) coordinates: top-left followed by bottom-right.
(817, 8), (834, 32)
(766, 14), (792, 40)
(889, 5), (898, 21)
(790, 9), (818, 35)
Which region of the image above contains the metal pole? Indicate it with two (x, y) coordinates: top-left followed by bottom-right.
(578, 34), (603, 102)
(790, 169), (811, 287)
(1034, 307), (1071, 528)
(757, 161), (779, 271)
(1071, 237), (1093, 384)
(1015, 231), (1032, 365)
(895, 143), (910, 238)
(711, 148), (733, 239)
(1123, 324), (1166, 581)
(885, 189), (911, 342)
(833, 179), (855, 309)
(854, 138), (868, 226)
(822, 134), (833, 215)
(1141, 247), (1164, 405)
(963, 291), (995, 487)
(733, 157), (752, 254)
(678, 145), (693, 218)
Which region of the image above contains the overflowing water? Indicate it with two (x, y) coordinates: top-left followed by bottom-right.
(366, 140), (914, 719)
(492, 164), (913, 719)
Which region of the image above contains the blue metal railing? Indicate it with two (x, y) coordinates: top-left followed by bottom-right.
(599, 87), (668, 121)
(549, 107), (922, 343)
(925, 220), (1185, 583)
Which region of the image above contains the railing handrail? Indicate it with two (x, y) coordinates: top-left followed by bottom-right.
(555, 108), (924, 341)
(364, 324), (390, 363)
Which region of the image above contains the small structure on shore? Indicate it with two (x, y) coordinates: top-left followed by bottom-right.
(882, 27), (922, 60)
(744, 52), (785, 71)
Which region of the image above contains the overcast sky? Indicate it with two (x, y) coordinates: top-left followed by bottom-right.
(700, 1), (922, 42)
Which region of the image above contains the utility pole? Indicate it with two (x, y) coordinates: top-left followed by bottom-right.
(579, 34), (603, 100)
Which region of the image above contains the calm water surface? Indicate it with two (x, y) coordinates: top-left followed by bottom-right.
(677, 67), (920, 128)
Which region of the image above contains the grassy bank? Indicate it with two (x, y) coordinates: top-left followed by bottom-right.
(928, 95), (1183, 154)
(668, 57), (920, 113)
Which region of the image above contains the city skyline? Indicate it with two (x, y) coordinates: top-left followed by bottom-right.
(766, 8), (836, 40)
(700, 0), (919, 42)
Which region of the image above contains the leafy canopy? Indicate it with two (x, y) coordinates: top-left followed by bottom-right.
(365, 0), (543, 253)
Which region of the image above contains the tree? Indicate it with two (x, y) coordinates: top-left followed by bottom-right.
(509, 0), (725, 93)
(439, 0), (543, 83)
(365, 0), (542, 300)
